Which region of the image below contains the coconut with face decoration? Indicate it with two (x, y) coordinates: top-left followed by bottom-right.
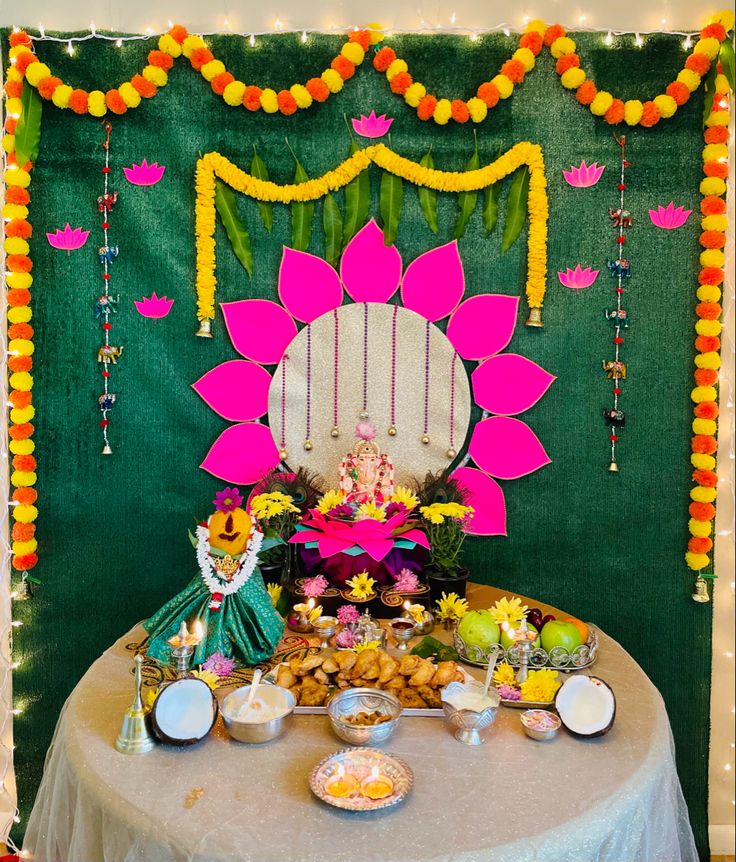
(144, 487), (284, 668)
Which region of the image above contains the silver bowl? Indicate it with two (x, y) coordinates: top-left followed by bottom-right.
(441, 680), (499, 745)
(327, 688), (402, 746)
(520, 709), (561, 741)
(221, 684), (295, 743)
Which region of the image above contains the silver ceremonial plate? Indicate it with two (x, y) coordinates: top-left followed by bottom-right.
(309, 747), (414, 812)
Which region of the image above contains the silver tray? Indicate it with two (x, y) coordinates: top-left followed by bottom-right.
(454, 624), (599, 671)
(309, 747), (413, 811)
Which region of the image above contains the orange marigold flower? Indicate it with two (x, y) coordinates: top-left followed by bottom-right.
(6, 255), (32, 273)
(695, 368), (718, 387)
(692, 435), (717, 455)
(12, 523), (35, 543)
(211, 72), (234, 95)
(5, 80), (23, 99)
(348, 30), (371, 51)
(131, 75), (157, 98)
(692, 468), (718, 487)
(700, 230), (726, 249)
(700, 196), (726, 215)
(7, 288), (31, 307)
(576, 81), (597, 105)
(520, 31), (543, 54)
(6, 219), (32, 239)
(331, 55), (355, 80)
(605, 99), (625, 125)
(417, 94), (438, 121)
(477, 81), (499, 108)
(451, 99), (470, 122)
(8, 323), (34, 340)
(13, 455), (36, 472)
(666, 81), (690, 105)
(69, 89), (90, 113)
(543, 24), (566, 45)
(699, 266), (724, 285)
(390, 71), (413, 94)
(8, 356), (32, 373)
(9, 423), (34, 441)
(9, 30), (32, 47)
(704, 126), (729, 145)
(190, 47), (214, 71)
(690, 501), (716, 521)
(13, 487), (37, 505)
(704, 160), (728, 179)
(105, 89), (128, 115)
(14, 53), (38, 75)
(696, 302), (722, 320)
(686, 53), (711, 75)
(243, 86), (262, 111)
(277, 89), (298, 115)
(37, 76), (62, 100)
(5, 118), (18, 135)
(169, 24), (188, 43)
(306, 78), (329, 102)
(555, 54), (580, 75)
(148, 50), (174, 70)
(373, 46), (396, 72)
(501, 59), (526, 84)
(694, 400), (719, 419)
(6, 187), (30, 206)
(640, 101), (660, 127)
(688, 536), (713, 554)
(701, 23), (726, 40)
(13, 553), (38, 571)
(9, 390), (32, 409)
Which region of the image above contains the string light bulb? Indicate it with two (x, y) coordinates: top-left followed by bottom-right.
(683, 34), (692, 48)
(634, 33), (644, 47)
(274, 18), (284, 31)
(301, 29), (308, 43)
(38, 24), (45, 36)
(66, 40), (75, 56)
(604, 31), (613, 45)
(249, 33), (256, 47)
(450, 11), (457, 24)
(469, 31), (479, 41)
(503, 28), (510, 36)
(115, 38), (122, 48)
(578, 14), (587, 25)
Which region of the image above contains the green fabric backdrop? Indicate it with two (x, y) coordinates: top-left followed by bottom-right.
(6, 30), (712, 857)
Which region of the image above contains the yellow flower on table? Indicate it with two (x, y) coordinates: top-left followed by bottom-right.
(435, 591), (469, 622)
(520, 668), (561, 703)
(357, 501), (387, 521)
(489, 596), (529, 626)
(267, 583), (282, 608)
(316, 489), (346, 514)
(346, 571), (376, 600)
(390, 486), (420, 511)
(354, 639), (382, 654)
(191, 669), (220, 690)
(493, 662), (517, 688)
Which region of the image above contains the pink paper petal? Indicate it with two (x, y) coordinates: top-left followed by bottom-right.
(446, 294), (520, 360)
(472, 354), (556, 416)
(359, 537), (395, 562)
(200, 422), (279, 484)
(451, 467), (507, 536)
(468, 416), (551, 480)
(221, 299), (297, 365)
(401, 528), (431, 549)
(319, 536), (354, 558)
(340, 219), (402, 302)
(278, 247), (343, 323)
(401, 241), (465, 321)
(192, 360), (271, 422)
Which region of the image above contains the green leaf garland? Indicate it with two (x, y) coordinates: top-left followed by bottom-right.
(418, 149), (439, 234)
(14, 82), (43, 168)
(501, 165), (530, 254)
(214, 179), (253, 276)
(323, 193), (343, 268)
(452, 133), (480, 239)
(251, 146), (273, 232)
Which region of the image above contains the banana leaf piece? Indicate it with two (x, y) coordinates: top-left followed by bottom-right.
(418, 149), (439, 234)
(214, 179), (253, 276)
(251, 147), (273, 232)
(323, 193), (343, 268)
(501, 165), (530, 254)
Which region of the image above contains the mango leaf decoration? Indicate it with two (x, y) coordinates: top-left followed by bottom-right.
(483, 182), (502, 235)
(703, 64), (718, 125)
(214, 179), (253, 277)
(379, 165), (403, 247)
(251, 146), (273, 232)
(286, 140), (314, 252)
(418, 149), (439, 234)
(501, 165), (530, 254)
(323, 193), (343, 268)
(718, 39), (734, 97)
(343, 136), (371, 245)
(14, 83), (43, 168)
(453, 133), (480, 239)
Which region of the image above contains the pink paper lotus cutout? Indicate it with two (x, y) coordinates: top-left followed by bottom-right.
(648, 202), (692, 230)
(196, 218), (554, 536)
(351, 111), (394, 138)
(123, 159), (166, 186)
(563, 161), (605, 188)
(557, 265), (599, 291)
(134, 292), (174, 318)
(46, 224), (89, 255)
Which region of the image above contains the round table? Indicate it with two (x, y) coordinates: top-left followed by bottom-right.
(22, 585), (697, 862)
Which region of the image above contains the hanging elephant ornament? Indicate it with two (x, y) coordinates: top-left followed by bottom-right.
(608, 207), (633, 228)
(603, 408), (626, 427)
(607, 258), (631, 278)
(97, 192), (119, 212)
(95, 294), (119, 319)
(99, 245), (119, 265)
(602, 360), (627, 380)
(605, 308), (629, 328)
(98, 393), (116, 412)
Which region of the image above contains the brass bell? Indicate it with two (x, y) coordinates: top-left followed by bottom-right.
(102, 442), (113, 456)
(387, 425), (397, 437)
(692, 576), (710, 603)
(115, 655), (155, 755)
(525, 307), (543, 328)
(303, 439), (313, 451)
(420, 434), (430, 445)
(195, 319), (213, 338)
(446, 448), (456, 459)
(608, 460), (619, 472)
(279, 449), (288, 462)
(330, 427), (340, 438)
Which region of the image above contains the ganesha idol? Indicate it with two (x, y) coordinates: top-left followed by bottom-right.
(289, 422), (431, 610)
(144, 488), (284, 667)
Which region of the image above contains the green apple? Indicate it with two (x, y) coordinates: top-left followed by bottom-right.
(540, 620), (583, 653)
(500, 621), (539, 650)
(457, 609), (500, 649)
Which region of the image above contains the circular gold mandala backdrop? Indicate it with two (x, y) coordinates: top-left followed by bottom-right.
(267, 303), (471, 487)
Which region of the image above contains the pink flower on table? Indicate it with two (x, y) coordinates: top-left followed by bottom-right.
(335, 629), (356, 649)
(497, 684), (522, 701)
(302, 575), (329, 599)
(337, 604), (361, 625)
(202, 651), (237, 677)
(393, 568), (420, 593)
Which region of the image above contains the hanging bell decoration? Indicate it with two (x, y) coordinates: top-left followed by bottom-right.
(196, 319), (213, 338)
(12, 575), (32, 602)
(608, 460), (619, 472)
(525, 307), (543, 328)
(691, 575), (710, 603)
(102, 442), (113, 455)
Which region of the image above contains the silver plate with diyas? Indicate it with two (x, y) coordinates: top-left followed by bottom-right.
(309, 748), (413, 811)
(454, 625), (599, 671)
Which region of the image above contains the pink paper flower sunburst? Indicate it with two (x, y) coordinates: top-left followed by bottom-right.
(193, 219), (555, 537)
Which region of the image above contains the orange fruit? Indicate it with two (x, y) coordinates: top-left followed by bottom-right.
(563, 617), (589, 644)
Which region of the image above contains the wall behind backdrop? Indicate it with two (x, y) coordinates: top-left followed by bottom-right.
(1, 27), (720, 857)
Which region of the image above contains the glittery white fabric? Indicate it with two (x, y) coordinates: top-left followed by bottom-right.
(23, 617), (697, 862)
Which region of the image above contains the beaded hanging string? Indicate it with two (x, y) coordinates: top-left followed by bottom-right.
(388, 304), (398, 436)
(330, 309), (340, 439)
(304, 325), (313, 451)
(447, 352), (458, 459)
(421, 320), (431, 445)
(603, 133), (632, 472)
(360, 302), (369, 420)
(278, 354), (288, 462)
(96, 121), (121, 456)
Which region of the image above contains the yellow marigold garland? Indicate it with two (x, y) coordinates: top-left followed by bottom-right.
(3, 32), (39, 578)
(194, 141), (548, 323)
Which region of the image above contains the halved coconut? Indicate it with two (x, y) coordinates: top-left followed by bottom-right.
(150, 678), (218, 745)
(555, 675), (616, 738)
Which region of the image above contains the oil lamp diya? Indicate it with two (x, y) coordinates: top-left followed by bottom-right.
(360, 766), (394, 800)
(287, 598), (321, 633)
(501, 619), (537, 683)
(403, 600), (434, 636)
(167, 620), (204, 678)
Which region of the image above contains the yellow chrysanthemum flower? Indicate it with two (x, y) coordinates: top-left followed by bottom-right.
(346, 571), (376, 600)
(355, 639), (382, 653)
(191, 669), (219, 690)
(267, 583), (283, 607)
(493, 661), (517, 687)
(316, 489), (346, 514)
(435, 591), (469, 622)
(390, 486), (419, 511)
(489, 596), (529, 625)
(520, 668), (561, 702)
(249, 492), (299, 520)
(144, 686), (160, 710)
(420, 505), (445, 524)
(357, 501), (387, 521)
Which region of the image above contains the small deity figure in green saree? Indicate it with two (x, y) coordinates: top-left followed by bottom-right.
(145, 487), (284, 667)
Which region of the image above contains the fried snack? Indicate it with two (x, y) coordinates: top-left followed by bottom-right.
(350, 677), (367, 687)
(408, 658), (435, 687)
(430, 661), (459, 688)
(351, 649), (380, 681)
(314, 668), (330, 685)
(344, 710), (393, 726)
(416, 685), (443, 708)
(335, 677), (351, 689)
(276, 665), (298, 689)
(398, 688), (428, 709)
(377, 651), (399, 685)
(293, 653), (325, 675)
(299, 678), (329, 706)
(398, 654), (423, 676)
(384, 675), (407, 694)
(322, 656), (339, 674)
(333, 651), (357, 672)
